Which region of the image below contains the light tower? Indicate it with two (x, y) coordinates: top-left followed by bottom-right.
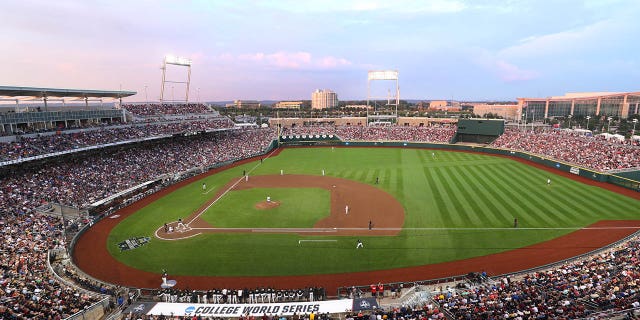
(367, 70), (399, 126)
(160, 55), (192, 104)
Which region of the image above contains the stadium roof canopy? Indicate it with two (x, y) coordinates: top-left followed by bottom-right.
(518, 91), (640, 101)
(0, 85), (136, 99)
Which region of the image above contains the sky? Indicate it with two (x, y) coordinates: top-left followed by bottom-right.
(1, 0), (639, 102)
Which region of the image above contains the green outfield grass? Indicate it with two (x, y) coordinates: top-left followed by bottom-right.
(107, 147), (640, 276)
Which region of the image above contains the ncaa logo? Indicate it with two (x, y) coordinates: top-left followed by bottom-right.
(360, 300), (371, 309)
(185, 306), (196, 315)
(133, 304), (146, 312)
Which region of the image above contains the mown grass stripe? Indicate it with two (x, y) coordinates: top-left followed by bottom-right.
(511, 165), (597, 222)
(423, 166), (454, 228)
(439, 166), (481, 226)
(473, 164), (556, 227)
(514, 165), (616, 221)
(513, 165), (622, 219)
(498, 163), (575, 219)
(401, 150), (438, 227)
(481, 163), (563, 226)
(391, 166), (401, 192)
(456, 164), (518, 227)
(430, 168), (465, 226)
(483, 164), (569, 227)
(447, 165), (498, 226)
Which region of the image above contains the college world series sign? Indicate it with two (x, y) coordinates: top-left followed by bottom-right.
(145, 300), (353, 317)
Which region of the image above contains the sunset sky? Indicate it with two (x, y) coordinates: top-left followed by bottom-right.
(1, 0), (639, 102)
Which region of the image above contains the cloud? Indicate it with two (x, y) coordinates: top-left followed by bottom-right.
(219, 51), (353, 70)
(471, 49), (539, 82)
(498, 18), (626, 59)
(493, 60), (539, 82)
(261, 0), (466, 14)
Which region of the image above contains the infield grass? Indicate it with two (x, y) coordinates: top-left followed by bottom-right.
(200, 188), (330, 228)
(108, 147), (640, 276)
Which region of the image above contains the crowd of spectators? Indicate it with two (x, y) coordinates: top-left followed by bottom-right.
(0, 128), (276, 211)
(491, 128), (640, 171)
(5, 122), (640, 172)
(281, 125), (456, 144)
(0, 122), (455, 163)
(436, 234), (640, 319)
(347, 303), (446, 320)
(0, 118), (234, 162)
(0, 212), (104, 318)
(0, 127), (276, 318)
(1, 120), (125, 137)
(122, 104), (212, 117)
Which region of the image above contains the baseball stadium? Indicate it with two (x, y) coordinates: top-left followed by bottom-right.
(1, 82), (639, 319)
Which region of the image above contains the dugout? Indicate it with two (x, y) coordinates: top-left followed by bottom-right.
(454, 119), (505, 144)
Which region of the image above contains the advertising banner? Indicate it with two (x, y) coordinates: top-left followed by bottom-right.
(352, 297), (379, 311)
(145, 300), (353, 317)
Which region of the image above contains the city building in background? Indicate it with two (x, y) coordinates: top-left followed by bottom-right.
(226, 100), (261, 109)
(428, 100), (461, 112)
(311, 89), (338, 109)
(344, 104), (370, 109)
(273, 101), (303, 109)
(471, 104), (519, 121)
(518, 92), (640, 120)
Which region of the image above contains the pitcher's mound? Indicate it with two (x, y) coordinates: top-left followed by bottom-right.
(255, 201), (281, 210)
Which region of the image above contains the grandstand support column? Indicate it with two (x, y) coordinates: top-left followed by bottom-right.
(144, 85), (148, 106)
(43, 94), (48, 111)
(84, 96), (89, 109)
(570, 99), (575, 115)
(185, 64), (191, 104)
(621, 94), (629, 117)
(544, 99), (549, 118)
(596, 97), (602, 116)
(160, 60), (167, 104)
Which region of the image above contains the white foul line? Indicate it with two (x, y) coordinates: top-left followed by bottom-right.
(298, 239), (338, 244)
(186, 149), (279, 225)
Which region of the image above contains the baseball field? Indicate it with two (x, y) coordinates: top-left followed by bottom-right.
(75, 147), (640, 292)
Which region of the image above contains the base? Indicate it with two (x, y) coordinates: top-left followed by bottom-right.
(161, 279), (177, 289)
